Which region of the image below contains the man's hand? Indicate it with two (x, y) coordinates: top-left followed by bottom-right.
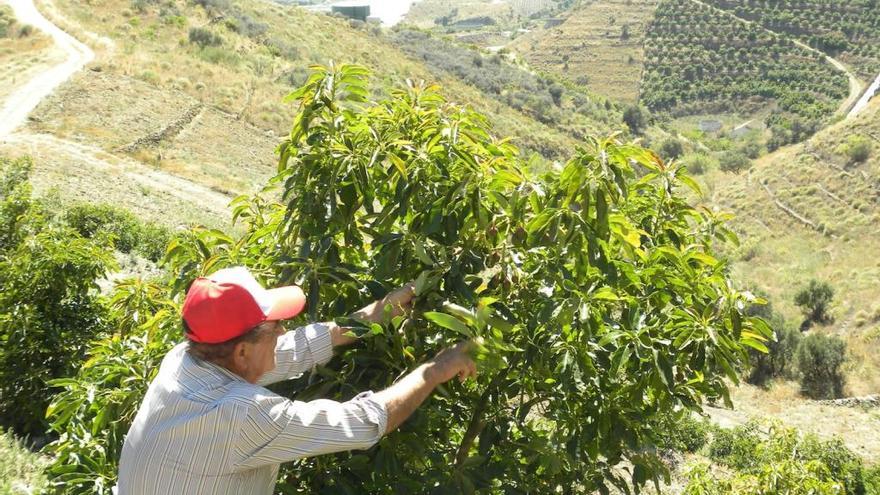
(425, 341), (478, 385)
(373, 341), (478, 433)
(349, 282), (416, 324)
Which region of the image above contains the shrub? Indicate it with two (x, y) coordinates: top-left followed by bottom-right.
(718, 150), (751, 172)
(837, 135), (872, 164)
(188, 26), (222, 47)
(659, 138), (684, 160)
(623, 105), (647, 134)
(683, 153), (716, 174)
(745, 293), (801, 386)
(0, 160), (116, 437)
(1, 428), (48, 493)
(796, 333), (846, 399)
(654, 412), (710, 453)
(64, 203), (171, 261)
(65, 203), (141, 253)
(696, 421), (867, 494)
(794, 279), (835, 325)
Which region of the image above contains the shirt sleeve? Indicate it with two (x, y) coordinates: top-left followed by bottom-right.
(232, 391), (387, 471)
(257, 322), (335, 386)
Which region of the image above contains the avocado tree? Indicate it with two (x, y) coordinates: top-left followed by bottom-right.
(46, 64), (769, 494)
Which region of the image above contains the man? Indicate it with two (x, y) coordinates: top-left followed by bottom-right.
(117, 266), (477, 494)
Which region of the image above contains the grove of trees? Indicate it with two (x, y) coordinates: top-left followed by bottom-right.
(704, 0), (880, 79)
(641, 0), (849, 149)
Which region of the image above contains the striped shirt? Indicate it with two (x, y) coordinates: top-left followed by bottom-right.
(117, 323), (387, 494)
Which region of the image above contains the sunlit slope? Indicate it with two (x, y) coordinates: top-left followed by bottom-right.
(23, 0), (595, 200)
(509, 0), (659, 104)
(709, 98), (880, 389)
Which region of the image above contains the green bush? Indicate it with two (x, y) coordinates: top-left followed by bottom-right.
(837, 135), (872, 165)
(188, 26), (222, 47)
(654, 412), (710, 453)
(796, 333), (846, 399)
(64, 203), (171, 261)
(0, 159), (116, 437)
(718, 150), (751, 173)
(745, 293), (800, 386)
(696, 420), (868, 494)
(623, 105), (647, 134)
(659, 138), (684, 160)
(683, 153), (717, 175)
(65, 203), (141, 253)
(795, 279), (835, 326)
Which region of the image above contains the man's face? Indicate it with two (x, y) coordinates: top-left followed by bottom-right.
(238, 321), (284, 383)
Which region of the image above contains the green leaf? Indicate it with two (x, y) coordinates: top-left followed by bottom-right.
(424, 311), (472, 337)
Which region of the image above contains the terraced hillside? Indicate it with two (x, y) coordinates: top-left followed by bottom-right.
(642, 0), (849, 149)
(389, 29), (620, 146)
(0, 0), (633, 228)
(704, 0), (880, 80)
(404, 0), (566, 29)
(709, 97), (880, 391)
(509, 0), (659, 104)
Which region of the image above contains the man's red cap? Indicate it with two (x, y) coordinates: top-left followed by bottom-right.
(181, 267), (306, 344)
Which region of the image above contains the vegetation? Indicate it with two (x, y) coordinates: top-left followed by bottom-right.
(508, 0), (660, 104)
(718, 150), (751, 173)
(642, 0), (849, 148)
(745, 296), (801, 387)
(796, 333), (847, 400)
(1, 429), (48, 495)
(704, 0), (880, 79)
(658, 137), (684, 160)
(795, 279), (835, 326)
(42, 64), (769, 493)
(65, 203), (172, 262)
(0, 157), (116, 437)
(623, 105), (649, 135)
(837, 135), (873, 165)
(692, 420), (873, 494)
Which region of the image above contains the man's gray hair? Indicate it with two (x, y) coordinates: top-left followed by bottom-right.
(184, 320), (278, 365)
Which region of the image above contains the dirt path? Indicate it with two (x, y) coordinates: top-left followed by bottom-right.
(0, 0), (93, 137)
(848, 71), (880, 119)
(0, 0), (232, 222)
(687, 0), (864, 118)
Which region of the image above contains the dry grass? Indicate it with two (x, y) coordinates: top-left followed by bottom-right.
(0, 429), (48, 495)
(0, 32), (65, 101)
(509, 0), (659, 103)
(705, 97), (880, 392)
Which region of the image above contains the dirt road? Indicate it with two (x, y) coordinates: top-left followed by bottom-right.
(0, 0), (93, 137)
(0, 0), (233, 223)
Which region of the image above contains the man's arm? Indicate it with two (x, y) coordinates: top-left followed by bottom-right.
(373, 342), (477, 433)
(331, 283), (416, 347)
(235, 342), (477, 470)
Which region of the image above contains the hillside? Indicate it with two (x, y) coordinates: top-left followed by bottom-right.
(1, 0), (625, 229)
(508, 0), (659, 104)
(707, 96), (880, 392)
(703, 0), (880, 81)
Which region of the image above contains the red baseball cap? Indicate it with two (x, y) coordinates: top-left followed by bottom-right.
(181, 267), (306, 343)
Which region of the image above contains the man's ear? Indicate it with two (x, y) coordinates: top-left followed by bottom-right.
(231, 341), (252, 372)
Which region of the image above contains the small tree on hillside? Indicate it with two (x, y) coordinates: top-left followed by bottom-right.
(622, 105), (647, 134)
(796, 333), (846, 399)
(794, 280), (834, 327)
(837, 135), (872, 165)
(659, 138), (684, 160)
